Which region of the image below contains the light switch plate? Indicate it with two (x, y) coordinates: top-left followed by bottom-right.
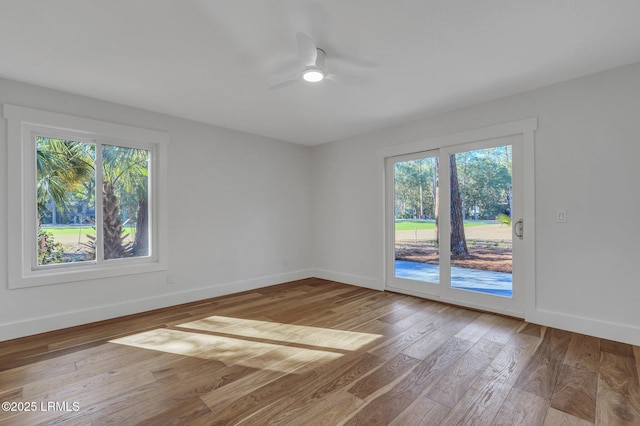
(557, 210), (567, 223)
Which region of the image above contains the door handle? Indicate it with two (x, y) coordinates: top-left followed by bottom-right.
(514, 219), (524, 239)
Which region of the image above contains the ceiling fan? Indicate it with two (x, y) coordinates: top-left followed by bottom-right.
(269, 32), (375, 90)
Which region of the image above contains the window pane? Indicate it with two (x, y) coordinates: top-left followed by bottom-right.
(36, 137), (96, 265)
(393, 156), (439, 284)
(102, 144), (150, 260)
(449, 146), (513, 297)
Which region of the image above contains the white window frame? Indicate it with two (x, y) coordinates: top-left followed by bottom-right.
(4, 104), (169, 289)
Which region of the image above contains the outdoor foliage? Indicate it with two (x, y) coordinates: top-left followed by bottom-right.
(456, 147), (512, 220)
(37, 230), (64, 265)
(36, 137), (95, 223)
(394, 146), (512, 221)
(496, 213), (512, 226)
(394, 157), (437, 220)
(394, 146), (512, 258)
(36, 137), (149, 264)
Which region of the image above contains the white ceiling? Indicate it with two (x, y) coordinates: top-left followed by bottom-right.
(1, 1), (640, 146)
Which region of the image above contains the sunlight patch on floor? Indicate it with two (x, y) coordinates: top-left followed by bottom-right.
(110, 326), (350, 372)
(176, 316), (382, 351)
(110, 317), (382, 372)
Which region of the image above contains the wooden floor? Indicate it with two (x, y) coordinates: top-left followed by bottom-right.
(1, 279), (639, 425)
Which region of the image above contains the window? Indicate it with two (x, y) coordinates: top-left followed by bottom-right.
(4, 104), (168, 288)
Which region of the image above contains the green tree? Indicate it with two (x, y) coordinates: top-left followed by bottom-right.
(450, 154), (468, 256)
(37, 140), (149, 261)
(394, 158), (436, 220)
(36, 137), (94, 224)
(101, 145), (149, 258)
(462, 158), (509, 218)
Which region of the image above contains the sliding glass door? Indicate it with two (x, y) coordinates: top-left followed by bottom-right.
(389, 150), (441, 296)
(386, 136), (524, 316)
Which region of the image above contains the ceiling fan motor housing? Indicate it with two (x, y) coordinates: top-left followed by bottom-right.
(303, 48), (326, 82)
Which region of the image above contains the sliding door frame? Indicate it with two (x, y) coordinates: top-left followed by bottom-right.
(377, 118), (537, 318)
(385, 150), (443, 297)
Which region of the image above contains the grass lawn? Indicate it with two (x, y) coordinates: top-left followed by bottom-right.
(41, 225), (135, 245)
(395, 220), (492, 231)
(41, 226), (96, 237)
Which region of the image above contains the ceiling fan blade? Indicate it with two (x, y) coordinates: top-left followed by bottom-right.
(296, 32), (318, 66)
(325, 73), (367, 86)
(268, 78), (299, 91)
(331, 55), (380, 72)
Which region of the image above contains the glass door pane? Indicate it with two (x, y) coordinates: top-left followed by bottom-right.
(393, 155), (440, 284)
(449, 145), (513, 297)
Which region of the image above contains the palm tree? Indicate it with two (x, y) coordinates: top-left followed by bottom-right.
(37, 140), (149, 260)
(36, 137), (94, 224)
(101, 145), (149, 259)
(36, 138), (94, 264)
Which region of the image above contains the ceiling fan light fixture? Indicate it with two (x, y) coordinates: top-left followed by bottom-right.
(303, 68), (324, 83)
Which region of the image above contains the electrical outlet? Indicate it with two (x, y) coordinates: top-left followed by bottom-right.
(166, 274), (174, 285)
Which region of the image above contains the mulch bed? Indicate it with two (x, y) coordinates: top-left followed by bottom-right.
(395, 241), (512, 273)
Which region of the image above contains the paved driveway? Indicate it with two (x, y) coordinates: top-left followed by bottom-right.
(394, 260), (512, 297)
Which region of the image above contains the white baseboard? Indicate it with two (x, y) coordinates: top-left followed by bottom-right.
(5, 270), (637, 348)
(311, 269), (383, 291)
(0, 269), (313, 342)
(526, 308), (640, 346)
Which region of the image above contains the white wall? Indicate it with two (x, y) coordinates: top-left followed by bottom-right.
(0, 78), (312, 341)
(3, 62), (640, 345)
(311, 62), (640, 345)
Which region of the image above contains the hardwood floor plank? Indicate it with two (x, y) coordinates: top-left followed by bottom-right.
(550, 364), (597, 422)
(563, 333), (600, 372)
(368, 305), (460, 360)
(198, 345), (341, 410)
(441, 332), (541, 425)
(376, 298), (444, 324)
(0, 388), (22, 402)
(271, 391), (363, 426)
(634, 346), (640, 383)
(388, 394), (450, 426)
(198, 368), (289, 415)
(194, 370), (323, 425)
(518, 322), (545, 338)
(233, 352), (384, 425)
(348, 353), (420, 400)
(135, 397), (211, 426)
(601, 338), (635, 358)
(480, 315), (523, 345)
(71, 361), (247, 424)
(0, 339), (107, 372)
(355, 302), (448, 338)
(0, 279), (638, 425)
(493, 387), (549, 426)
(17, 352), (167, 401)
(344, 337), (474, 425)
(401, 308), (481, 360)
(543, 407), (595, 426)
(513, 327), (572, 399)
(424, 338), (503, 408)
(1, 367), (159, 425)
(455, 313), (502, 343)
(596, 352), (640, 425)
(0, 354), (78, 392)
